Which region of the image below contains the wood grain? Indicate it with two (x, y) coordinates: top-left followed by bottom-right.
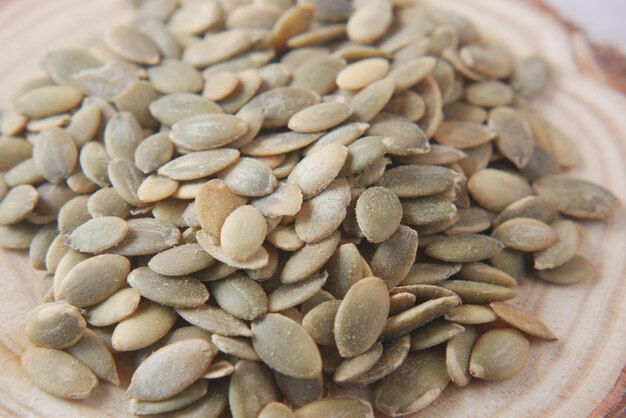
(0, 0), (624, 417)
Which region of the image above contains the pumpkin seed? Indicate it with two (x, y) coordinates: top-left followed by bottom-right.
(57, 196), (90, 236)
(0, 184), (39, 225)
(460, 45), (513, 78)
(252, 182), (303, 218)
(334, 342), (383, 383)
(128, 267), (209, 308)
(105, 25), (160, 65)
(197, 229), (269, 269)
(21, 348), (98, 400)
(335, 277), (389, 357)
(177, 304), (251, 337)
(533, 175), (620, 219)
(107, 159), (146, 207)
(389, 292), (417, 315)
(203, 360), (235, 379)
(369, 112), (430, 156)
(325, 243), (364, 298)
(288, 101), (352, 133)
(490, 302), (556, 339)
(287, 143), (347, 198)
(534, 220), (579, 270)
(219, 157), (278, 197)
(148, 243), (215, 276)
(350, 78), (395, 123)
(26, 301), (86, 349)
(229, 360), (280, 418)
(220, 205), (268, 261)
(243, 87), (321, 129)
(302, 300), (341, 346)
(402, 262), (461, 286)
(29, 224), (58, 270)
(0, 138), (33, 171)
(269, 271), (329, 311)
(170, 114), (249, 151)
(211, 273), (268, 320)
(267, 225), (304, 252)
(149, 93), (222, 127)
(350, 335), (411, 385)
(443, 101), (488, 123)
(127, 339), (216, 401)
(355, 186), (402, 244)
(66, 328), (119, 385)
(15, 86), (83, 119)
(111, 218), (180, 256)
(410, 318), (465, 351)
(489, 107), (534, 168)
(467, 169), (533, 213)
(511, 56), (550, 99)
(87, 287), (141, 326)
(456, 262), (517, 288)
(252, 313), (322, 378)
(434, 120), (496, 149)
(280, 231), (340, 283)
(469, 328), (529, 380)
(382, 295), (461, 340)
(87, 187), (131, 219)
(130, 380), (209, 415)
(113, 301), (178, 351)
(291, 55), (345, 96)
(67, 216), (128, 253)
(492, 218), (556, 252)
(465, 81), (513, 107)
(380, 165), (457, 198)
(535, 254), (594, 285)
(401, 196), (457, 227)
(444, 304), (498, 324)
(33, 128), (77, 184)
(440, 280), (516, 304)
(212, 335), (259, 361)
(275, 371), (324, 407)
(347, 0), (392, 44)
(336, 58), (389, 90)
(384, 90), (425, 122)
(259, 402), (296, 418)
(374, 349), (449, 416)
(445, 324), (477, 386)
(371, 225), (419, 288)
(241, 131), (323, 156)
(296, 178), (351, 243)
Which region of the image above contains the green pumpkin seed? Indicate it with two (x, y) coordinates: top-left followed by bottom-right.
(87, 287), (141, 326)
(335, 277), (389, 357)
(127, 339), (216, 401)
(402, 262), (461, 286)
(195, 179), (241, 238)
(443, 101), (488, 123)
(271, 5), (314, 51)
(204, 360), (235, 380)
(371, 225), (418, 288)
(445, 324), (477, 386)
(197, 229), (269, 269)
(42, 48), (102, 87)
(105, 25), (160, 65)
(456, 262), (517, 288)
(296, 178), (351, 243)
(149, 243), (215, 276)
(287, 24), (346, 48)
(533, 175), (620, 219)
(440, 280), (516, 304)
(252, 182), (303, 218)
(490, 248), (526, 282)
(170, 114), (249, 151)
(444, 304), (498, 324)
(87, 187), (131, 219)
(243, 87), (321, 129)
(113, 80), (160, 129)
(229, 360), (280, 418)
(380, 165), (457, 198)
(21, 348), (98, 400)
(177, 304), (251, 337)
(302, 300), (341, 346)
(252, 313), (322, 378)
(269, 271), (328, 311)
(384, 90), (426, 122)
(465, 81), (513, 107)
(401, 196), (457, 227)
(347, 0), (392, 44)
(389, 291), (416, 315)
(460, 45), (513, 78)
(68, 216), (128, 253)
(0, 184), (39, 225)
(425, 234), (502, 263)
(281, 232), (339, 283)
(128, 266), (209, 308)
(434, 120), (495, 149)
(259, 402), (296, 418)
(410, 318), (465, 350)
(288, 143), (348, 198)
(469, 328), (529, 380)
(112, 218), (181, 256)
(534, 220), (579, 270)
(275, 370), (324, 407)
(29, 224), (58, 270)
(288, 102), (352, 133)
(369, 112), (430, 156)
(219, 157), (278, 197)
(32, 128), (77, 184)
(296, 398), (374, 418)
(212, 335), (259, 361)
(0, 138), (32, 171)
(66, 328), (119, 385)
(350, 78), (395, 123)
(26, 301), (86, 349)
(325, 243), (363, 298)
(107, 159), (146, 207)
(211, 273), (268, 320)
(336, 58), (389, 90)
(15, 86), (83, 119)
(79, 142), (110, 188)
(158, 149), (239, 183)
(221, 205), (268, 261)
(291, 55), (345, 96)
(333, 342), (383, 383)
(130, 380), (208, 415)
(350, 335), (410, 385)
(355, 186), (402, 244)
(534, 254), (594, 285)
(374, 349), (449, 416)
(382, 295), (461, 340)
(492, 218), (556, 252)
(511, 56), (550, 99)
(489, 107), (534, 168)
(467, 169), (533, 213)
(149, 93), (223, 126)
(490, 302), (556, 339)
(57, 196), (90, 236)
(414, 76), (444, 138)
(492, 196), (558, 228)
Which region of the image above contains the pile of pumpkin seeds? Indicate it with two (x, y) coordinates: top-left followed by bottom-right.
(1, 0), (620, 416)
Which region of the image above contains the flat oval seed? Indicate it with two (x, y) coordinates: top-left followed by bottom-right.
(340, 136), (387, 176)
(425, 234), (503, 262)
(492, 196), (558, 228)
(33, 127), (77, 183)
(374, 349), (449, 416)
(492, 218), (557, 252)
(380, 165), (457, 198)
(269, 271), (329, 312)
(195, 179), (241, 238)
(42, 48), (101, 87)
(535, 254), (594, 285)
(252, 313), (322, 379)
(157, 149), (240, 181)
(113, 302), (177, 351)
(57, 196), (90, 236)
(433, 121), (496, 149)
(469, 328), (529, 381)
(15, 86), (83, 119)
(368, 113), (430, 156)
(446, 325), (478, 386)
(127, 339), (216, 401)
(401, 196), (457, 226)
(58, 254), (130, 307)
(0, 184), (39, 225)
(295, 178), (351, 243)
(105, 25), (160, 65)
(347, 0), (392, 44)
(260, 402), (296, 418)
(288, 143), (348, 198)
(104, 112), (144, 161)
(149, 243), (214, 276)
(335, 277), (390, 357)
(356, 186), (402, 244)
(242, 87), (320, 129)
(110, 218), (181, 256)
(80, 142), (110, 188)
(402, 262), (461, 286)
(288, 102), (353, 133)
(336, 58), (389, 90)
(371, 225), (418, 289)
(221, 205), (267, 261)
(290, 55), (344, 97)
(410, 319), (465, 350)
(280, 232), (340, 283)
(382, 296), (461, 340)
(295, 398), (373, 418)
(333, 342), (383, 383)
(511, 56), (551, 99)
(21, 348), (98, 399)
(490, 302), (556, 339)
(456, 262), (518, 288)
(134, 133), (175, 175)
(533, 175), (620, 219)
(211, 273), (268, 320)
(29, 225), (58, 270)
(66, 328), (119, 385)
(128, 267), (209, 308)
(440, 280), (516, 304)
(350, 78), (395, 123)
(197, 230), (269, 269)
(87, 287), (141, 326)
(170, 114), (249, 151)
(274, 371), (323, 407)
(219, 157), (278, 197)
(534, 220), (579, 270)
(489, 106), (534, 168)
(230, 360), (280, 418)
(388, 57), (437, 92)
(129, 380), (208, 415)
(176, 305), (251, 337)
(211, 335), (259, 361)
(302, 300), (341, 346)
(149, 93), (223, 126)
(67, 217), (128, 253)
(107, 159), (145, 207)
(26, 301), (86, 348)
(252, 182), (303, 218)
(465, 81), (513, 107)
(0, 138), (32, 171)
(148, 59), (203, 94)
(271, 5), (314, 51)
(468, 169), (533, 213)
(241, 131), (323, 157)
(444, 305), (499, 324)
(87, 188), (131, 219)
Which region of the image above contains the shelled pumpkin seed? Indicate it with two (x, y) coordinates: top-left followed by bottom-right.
(2, 0), (620, 416)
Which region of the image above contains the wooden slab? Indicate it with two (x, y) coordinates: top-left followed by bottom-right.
(0, 0), (624, 417)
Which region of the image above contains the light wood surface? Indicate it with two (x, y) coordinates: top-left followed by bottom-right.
(0, 0), (624, 417)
